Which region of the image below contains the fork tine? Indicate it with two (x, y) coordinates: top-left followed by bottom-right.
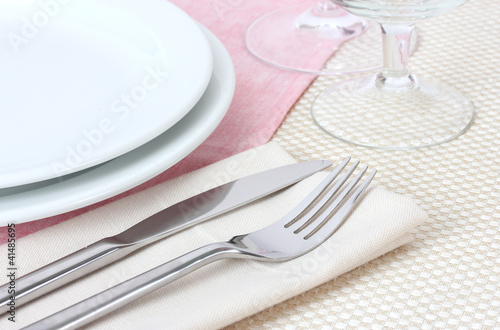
(276, 157), (351, 227)
(303, 168), (376, 240)
(295, 164), (367, 237)
(286, 160), (359, 232)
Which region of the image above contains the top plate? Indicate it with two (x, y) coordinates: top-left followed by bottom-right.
(0, 25), (235, 224)
(0, 0), (213, 188)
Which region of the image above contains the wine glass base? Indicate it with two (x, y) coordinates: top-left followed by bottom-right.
(245, 3), (396, 75)
(311, 75), (474, 150)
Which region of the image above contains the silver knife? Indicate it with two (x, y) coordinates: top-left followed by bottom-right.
(0, 159), (331, 312)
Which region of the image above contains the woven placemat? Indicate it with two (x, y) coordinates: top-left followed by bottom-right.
(228, 0), (500, 328)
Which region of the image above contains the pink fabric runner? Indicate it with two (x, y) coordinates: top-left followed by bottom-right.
(0, 0), (336, 243)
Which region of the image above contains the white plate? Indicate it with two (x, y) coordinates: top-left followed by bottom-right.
(0, 26), (235, 225)
(0, 0), (213, 188)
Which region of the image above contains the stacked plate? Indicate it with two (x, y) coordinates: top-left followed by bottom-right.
(0, 0), (235, 224)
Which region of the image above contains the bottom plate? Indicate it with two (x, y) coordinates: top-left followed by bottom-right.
(0, 27), (235, 225)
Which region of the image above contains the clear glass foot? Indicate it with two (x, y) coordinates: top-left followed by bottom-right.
(311, 74), (474, 149)
(245, 2), (391, 75)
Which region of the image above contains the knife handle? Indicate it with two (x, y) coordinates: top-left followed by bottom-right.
(0, 237), (133, 314)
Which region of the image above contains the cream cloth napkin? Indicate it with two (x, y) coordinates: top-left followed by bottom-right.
(0, 142), (427, 329)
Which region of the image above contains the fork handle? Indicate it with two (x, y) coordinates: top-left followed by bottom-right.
(24, 242), (237, 330)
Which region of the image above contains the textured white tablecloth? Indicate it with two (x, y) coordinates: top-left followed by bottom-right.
(228, 0), (500, 328)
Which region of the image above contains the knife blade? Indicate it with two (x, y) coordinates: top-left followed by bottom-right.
(0, 159), (331, 312)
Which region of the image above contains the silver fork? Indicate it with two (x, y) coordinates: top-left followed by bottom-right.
(25, 158), (375, 330)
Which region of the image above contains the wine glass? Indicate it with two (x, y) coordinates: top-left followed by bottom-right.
(245, 0), (417, 75)
(311, 0), (473, 149)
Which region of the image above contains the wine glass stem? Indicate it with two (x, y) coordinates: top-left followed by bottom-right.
(376, 23), (416, 92)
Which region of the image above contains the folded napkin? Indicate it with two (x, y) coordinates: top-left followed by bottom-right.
(0, 143), (427, 329)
